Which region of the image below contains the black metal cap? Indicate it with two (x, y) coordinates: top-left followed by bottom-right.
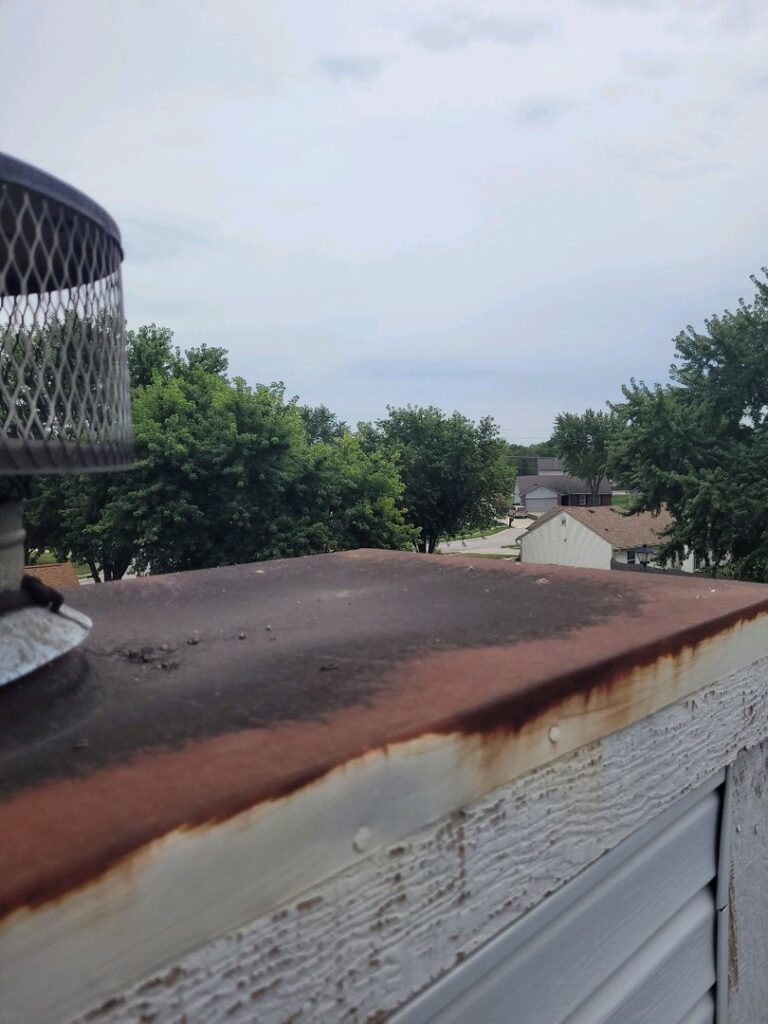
(0, 152), (123, 295)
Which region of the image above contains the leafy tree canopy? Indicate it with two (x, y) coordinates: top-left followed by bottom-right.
(507, 439), (557, 478)
(362, 405), (514, 552)
(22, 325), (413, 579)
(299, 404), (347, 445)
(610, 270), (768, 580)
(552, 408), (616, 498)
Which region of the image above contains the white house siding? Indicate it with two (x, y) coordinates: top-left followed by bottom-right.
(521, 486), (561, 514)
(613, 547), (696, 574)
(612, 549), (634, 565)
(520, 513), (612, 570)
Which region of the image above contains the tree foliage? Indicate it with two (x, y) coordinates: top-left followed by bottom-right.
(22, 325), (414, 579)
(610, 271), (768, 580)
(552, 408), (615, 498)
(362, 406), (514, 553)
(507, 439), (557, 478)
(298, 404), (347, 445)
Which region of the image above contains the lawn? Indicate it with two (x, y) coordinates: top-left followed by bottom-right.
(446, 523), (510, 542)
(612, 494), (631, 508)
(441, 550), (518, 561)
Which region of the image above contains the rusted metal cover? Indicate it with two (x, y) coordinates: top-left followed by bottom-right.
(1, 550), (768, 919)
(0, 605), (92, 687)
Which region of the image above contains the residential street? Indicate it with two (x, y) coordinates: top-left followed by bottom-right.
(438, 520), (533, 555)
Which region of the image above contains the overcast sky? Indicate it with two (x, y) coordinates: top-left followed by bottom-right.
(2, 0), (766, 441)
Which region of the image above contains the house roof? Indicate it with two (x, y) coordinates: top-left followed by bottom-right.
(525, 505), (675, 550)
(24, 562), (80, 589)
(516, 474), (612, 497)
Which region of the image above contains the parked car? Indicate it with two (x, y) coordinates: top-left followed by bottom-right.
(508, 505), (528, 524)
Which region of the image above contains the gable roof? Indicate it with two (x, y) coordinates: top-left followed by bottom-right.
(524, 506), (675, 549)
(24, 562), (80, 589)
(516, 474), (612, 497)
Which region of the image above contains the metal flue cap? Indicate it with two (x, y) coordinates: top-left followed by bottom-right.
(0, 152), (132, 475)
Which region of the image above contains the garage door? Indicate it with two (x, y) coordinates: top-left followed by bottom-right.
(392, 774), (723, 1024)
(525, 496), (558, 513)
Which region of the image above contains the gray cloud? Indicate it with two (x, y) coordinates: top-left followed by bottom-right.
(653, 160), (727, 183)
(516, 97), (573, 126)
(319, 55), (384, 81)
(346, 358), (500, 381)
(121, 217), (208, 264)
(578, 0), (662, 10)
(623, 53), (681, 79)
(412, 12), (552, 52)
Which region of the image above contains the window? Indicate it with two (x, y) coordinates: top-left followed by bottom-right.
(627, 549), (636, 565)
(578, 494), (587, 506)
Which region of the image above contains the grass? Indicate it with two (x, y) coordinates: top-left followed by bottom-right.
(445, 523), (510, 542)
(441, 550), (518, 561)
(612, 494), (631, 508)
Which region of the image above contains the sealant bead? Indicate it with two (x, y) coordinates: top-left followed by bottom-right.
(548, 725), (561, 743)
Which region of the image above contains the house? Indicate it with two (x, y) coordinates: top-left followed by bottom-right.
(512, 457), (612, 513)
(519, 505), (696, 572)
(513, 473), (612, 513)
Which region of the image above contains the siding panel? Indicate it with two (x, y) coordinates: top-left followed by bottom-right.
(520, 513), (612, 570)
(679, 992), (716, 1024)
(394, 779), (721, 1024)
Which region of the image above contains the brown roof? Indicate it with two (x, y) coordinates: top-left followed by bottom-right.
(526, 505), (675, 550)
(24, 562), (80, 589)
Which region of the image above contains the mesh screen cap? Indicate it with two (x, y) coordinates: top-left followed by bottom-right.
(0, 153), (132, 475)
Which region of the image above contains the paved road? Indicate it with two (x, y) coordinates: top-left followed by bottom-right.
(439, 520), (534, 555)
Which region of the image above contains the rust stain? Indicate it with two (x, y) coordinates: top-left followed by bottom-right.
(296, 895), (324, 913)
(729, 864), (740, 992)
(2, 551), (768, 921)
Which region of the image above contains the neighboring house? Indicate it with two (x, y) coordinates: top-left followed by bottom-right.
(513, 475), (612, 514)
(512, 457), (612, 513)
(519, 506), (696, 573)
(24, 561), (80, 588)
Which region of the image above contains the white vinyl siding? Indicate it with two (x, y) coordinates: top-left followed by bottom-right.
(520, 513), (612, 570)
(613, 547), (697, 574)
(393, 777), (721, 1024)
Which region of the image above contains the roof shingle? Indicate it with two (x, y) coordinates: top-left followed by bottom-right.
(24, 562), (80, 589)
(516, 474), (612, 497)
(525, 506), (675, 549)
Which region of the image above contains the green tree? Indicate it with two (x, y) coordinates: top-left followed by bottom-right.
(22, 325), (413, 578)
(363, 406), (514, 553)
(610, 270), (768, 579)
(299, 404), (347, 444)
(552, 408), (615, 499)
(285, 432), (417, 554)
(508, 439), (557, 478)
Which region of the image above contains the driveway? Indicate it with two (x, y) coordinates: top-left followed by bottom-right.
(439, 520), (534, 555)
